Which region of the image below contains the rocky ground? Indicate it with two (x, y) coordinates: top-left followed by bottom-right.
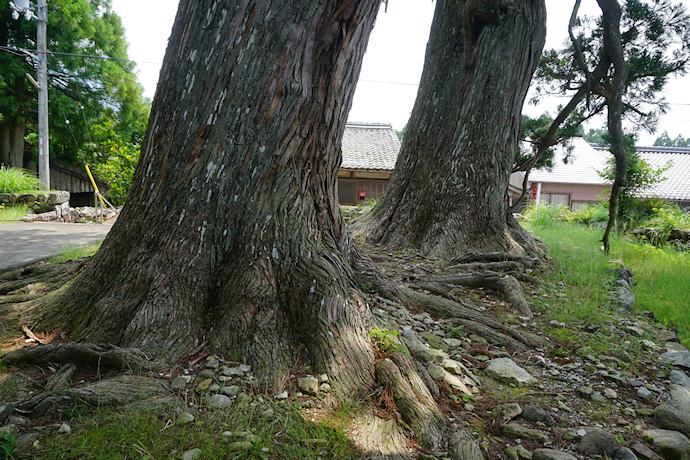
(1, 224), (690, 459)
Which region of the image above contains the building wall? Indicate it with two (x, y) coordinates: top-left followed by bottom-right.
(337, 178), (389, 205)
(536, 182), (608, 209)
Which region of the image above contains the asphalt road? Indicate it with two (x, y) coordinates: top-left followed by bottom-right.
(0, 222), (112, 271)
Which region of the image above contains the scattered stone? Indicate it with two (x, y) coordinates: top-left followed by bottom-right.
(654, 402), (690, 438)
(182, 448), (202, 460)
(318, 374), (329, 383)
(221, 385), (240, 397)
(209, 384), (220, 393)
(532, 449), (578, 460)
(198, 369), (215, 379)
(669, 370), (690, 388)
(643, 429), (690, 460)
(205, 356), (220, 369)
(239, 364), (251, 373)
(207, 394), (232, 409)
(262, 408), (274, 417)
(171, 376), (189, 391)
(320, 383), (331, 393)
(505, 444), (532, 460)
(492, 403), (522, 423)
(297, 376), (319, 396)
(502, 423), (549, 444)
(176, 412), (195, 425)
(416, 347), (446, 363)
(604, 388), (618, 399)
(522, 405), (555, 427)
(485, 358), (537, 387)
(427, 364), (446, 381)
(637, 387), (653, 400)
(275, 391), (288, 400)
(579, 430), (620, 458)
(631, 441), (663, 460)
(613, 447), (638, 460)
(577, 385), (594, 396)
(661, 343), (690, 369)
(196, 378), (212, 392)
(58, 423), (71, 434)
(591, 392), (607, 403)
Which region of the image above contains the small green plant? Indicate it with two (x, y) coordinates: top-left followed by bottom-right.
(569, 201), (609, 224)
(0, 166), (44, 193)
(522, 202), (570, 227)
(0, 433), (16, 459)
(359, 198), (378, 211)
(48, 241), (102, 264)
(370, 326), (409, 356)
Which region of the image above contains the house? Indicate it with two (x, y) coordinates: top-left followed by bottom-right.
(338, 122), (527, 206)
(528, 137), (611, 211)
(338, 122), (400, 205)
(528, 138), (690, 210)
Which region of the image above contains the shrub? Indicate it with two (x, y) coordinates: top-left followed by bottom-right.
(570, 201), (609, 224)
(643, 203), (690, 233)
(0, 166), (43, 193)
(522, 202), (570, 226)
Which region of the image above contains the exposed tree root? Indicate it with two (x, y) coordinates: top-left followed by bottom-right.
(451, 252), (542, 267)
(1, 342), (163, 373)
(13, 375), (170, 417)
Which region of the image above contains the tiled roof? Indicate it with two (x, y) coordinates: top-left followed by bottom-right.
(630, 146), (690, 201)
(529, 137), (612, 185)
(341, 122), (400, 171)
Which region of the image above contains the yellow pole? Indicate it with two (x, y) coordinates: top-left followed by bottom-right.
(84, 164), (107, 209)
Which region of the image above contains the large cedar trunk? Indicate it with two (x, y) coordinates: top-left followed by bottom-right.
(355, 0), (546, 258)
(45, 0), (382, 394)
(0, 118), (26, 168)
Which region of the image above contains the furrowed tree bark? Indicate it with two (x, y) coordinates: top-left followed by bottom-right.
(34, 0), (384, 399)
(353, 0), (546, 258)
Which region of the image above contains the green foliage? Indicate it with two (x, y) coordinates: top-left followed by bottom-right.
(0, 205), (29, 223)
(0, 433), (15, 459)
(599, 148), (671, 224)
(0, 166), (43, 193)
(48, 241), (102, 264)
(653, 131), (690, 147)
(370, 326), (409, 356)
(517, 114), (583, 171)
(521, 202), (571, 227)
(643, 203), (690, 232)
(570, 201), (610, 224)
(89, 123), (140, 205)
(583, 127), (609, 145)
(0, 0), (150, 168)
(395, 123), (407, 141)
(533, 0), (690, 134)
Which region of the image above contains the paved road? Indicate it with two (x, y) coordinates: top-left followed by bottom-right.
(0, 222), (112, 271)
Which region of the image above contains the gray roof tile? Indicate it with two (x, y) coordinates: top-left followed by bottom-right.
(341, 122), (400, 171)
(634, 146), (690, 201)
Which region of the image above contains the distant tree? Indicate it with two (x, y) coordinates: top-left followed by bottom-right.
(653, 130), (690, 146)
(395, 123), (407, 141)
(583, 127), (609, 144)
(0, 0), (149, 170)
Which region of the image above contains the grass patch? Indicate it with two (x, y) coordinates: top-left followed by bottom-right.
(47, 241), (103, 264)
(525, 218), (690, 348)
(0, 166), (44, 193)
(36, 399), (360, 459)
(0, 205), (29, 223)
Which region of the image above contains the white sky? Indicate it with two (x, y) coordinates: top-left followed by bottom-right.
(112, 0), (690, 146)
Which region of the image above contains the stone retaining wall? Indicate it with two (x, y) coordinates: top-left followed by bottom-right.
(0, 191), (70, 218)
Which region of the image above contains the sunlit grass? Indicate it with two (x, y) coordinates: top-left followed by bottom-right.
(0, 166), (44, 193)
(525, 219), (690, 348)
(47, 241), (103, 264)
(0, 205), (29, 223)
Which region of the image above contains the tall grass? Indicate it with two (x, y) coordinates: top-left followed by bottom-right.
(0, 166), (44, 193)
(0, 205), (29, 223)
(524, 217), (690, 347)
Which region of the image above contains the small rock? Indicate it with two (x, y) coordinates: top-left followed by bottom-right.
(262, 408), (274, 417)
(416, 347), (447, 363)
(485, 358), (537, 387)
(222, 385), (240, 397)
(579, 430), (619, 458)
(613, 446), (638, 460)
(448, 429), (484, 460)
(198, 369), (215, 379)
(176, 412), (195, 425)
(492, 403), (522, 423)
(533, 449), (578, 460)
(58, 423), (71, 434)
(669, 370), (690, 388)
(320, 383), (331, 393)
(318, 374), (329, 383)
(577, 385), (594, 396)
(604, 388), (618, 399)
(427, 364), (446, 382)
(591, 392), (607, 403)
(654, 401), (690, 438)
(297, 376), (319, 396)
(239, 364), (251, 373)
(502, 422), (549, 444)
(643, 429), (690, 460)
(522, 405), (555, 427)
(275, 391), (288, 400)
(171, 376), (189, 391)
(209, 384), (220, 392)
(505, 444), (532, 460)
(207, 394), (232, 409)
(637, 387), (653, 400)
(182, 448), (202, 460)
(205, 356), (220, 369)
(196, 378), (213, 392)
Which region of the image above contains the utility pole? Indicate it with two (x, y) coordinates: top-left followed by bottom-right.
(9, 0), (49, 189)
(37, 0), (48, 190)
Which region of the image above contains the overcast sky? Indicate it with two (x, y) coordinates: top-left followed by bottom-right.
(111, 0), (690, 146)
